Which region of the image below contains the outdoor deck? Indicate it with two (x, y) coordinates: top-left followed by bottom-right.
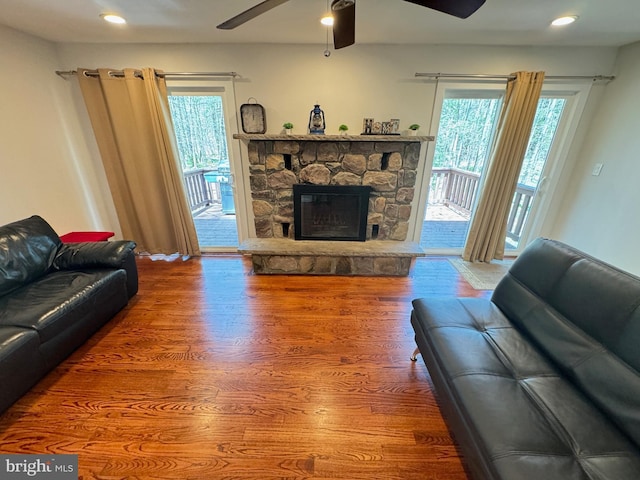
(421, 206), (469, 249)
(193, 205), (238, 248)
(192, 204), (469, 250)
(188, 167), (533, 250)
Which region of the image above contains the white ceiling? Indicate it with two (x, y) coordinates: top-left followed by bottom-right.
(1, 0), (639, 48)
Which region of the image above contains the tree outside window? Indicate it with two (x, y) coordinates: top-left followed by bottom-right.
(168, 95), (229, 172)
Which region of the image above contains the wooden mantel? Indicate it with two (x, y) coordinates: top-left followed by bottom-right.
(234, 133), (434, 142)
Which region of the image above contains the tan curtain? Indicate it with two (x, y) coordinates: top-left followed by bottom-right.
(462, 71), (545, 263)
(77, 67), (200, 256)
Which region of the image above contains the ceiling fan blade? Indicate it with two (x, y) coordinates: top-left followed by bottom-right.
(217, 0), (290, 30)
(403, 0), (486, 19)
(332, 0), (356, 49)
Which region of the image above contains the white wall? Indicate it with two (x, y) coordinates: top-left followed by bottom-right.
(0, 24), (120, 235)
(551, 41), (640, 276)
(4, 29), (631, 256)
(56, 43), (618, 137)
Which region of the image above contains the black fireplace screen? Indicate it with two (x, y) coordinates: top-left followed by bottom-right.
(293, 184), (371, 241)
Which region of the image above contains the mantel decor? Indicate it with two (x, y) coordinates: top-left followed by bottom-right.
(362, 117), (401, 135)
(240, 98), (266, 134)
(234, 134), (434, 142)
(308, 104), (326, 134)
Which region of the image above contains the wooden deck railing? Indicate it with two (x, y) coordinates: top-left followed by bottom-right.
(186, 166), (536, 245)
(429, 167), (536, 245)
(183, 169), (221, 211)
(505, 183), (536, 243)
(429, 167), (480, 215)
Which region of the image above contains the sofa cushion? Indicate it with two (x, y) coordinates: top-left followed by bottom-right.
(0, 326), (46, 413)
(0, 269), (127, 344)
(0, 215), (61, 297)
(492, 238), (640, 447)
(412, 296), (640, 479)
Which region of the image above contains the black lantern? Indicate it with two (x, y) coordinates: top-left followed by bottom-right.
(308, 104), (326, 134)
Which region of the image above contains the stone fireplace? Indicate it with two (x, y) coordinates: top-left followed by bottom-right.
(236, 133), (433, 275)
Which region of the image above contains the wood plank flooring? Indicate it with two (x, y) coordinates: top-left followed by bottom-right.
(0, 255), (491, 479)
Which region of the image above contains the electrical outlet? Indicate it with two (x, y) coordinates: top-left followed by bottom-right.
(592, 163), (603, 176)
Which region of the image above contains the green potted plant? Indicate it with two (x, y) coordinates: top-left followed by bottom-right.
(283, 122), (294, 134)
(338, 124), (349, 135)
(408, 124), (420, 136)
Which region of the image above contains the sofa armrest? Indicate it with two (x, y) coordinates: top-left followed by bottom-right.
(54, 241), (136, 269)
(54, 241), (138, 298)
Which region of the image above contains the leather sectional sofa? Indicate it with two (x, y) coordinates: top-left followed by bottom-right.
(0, 215), (137, 414)
(411, 238), (640, 479)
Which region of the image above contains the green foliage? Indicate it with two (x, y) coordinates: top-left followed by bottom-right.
(433, 98), (501, 174)
(432, 96), (566, 187)
(338, 124), (348, 131)
(168, 95), (229, 171)
(408, 124), (420, 130)
(283, 122), (294, 129)
(519, 98), (566, 187)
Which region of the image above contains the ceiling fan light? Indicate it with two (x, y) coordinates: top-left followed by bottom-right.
(551, 15), (578, 27)
(100, 13), (127, 25)
(320, 15), (334, 26)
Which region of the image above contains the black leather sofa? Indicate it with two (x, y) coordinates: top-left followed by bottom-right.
(0, 215), (137, 414)
(410, 238), (640, 479)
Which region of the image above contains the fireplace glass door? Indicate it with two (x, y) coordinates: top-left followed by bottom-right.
(293, 185), (371, 241)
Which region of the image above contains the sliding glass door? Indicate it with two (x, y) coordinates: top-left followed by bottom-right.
(420, 85), (504, 252)
(167, 80), (247, 252)
(504, 96), (566, 250)
(419, 81), (591, 254)
(505, 84), (591, 253)
(168, 94), (239, 249)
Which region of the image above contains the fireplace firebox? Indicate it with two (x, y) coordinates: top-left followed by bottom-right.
(293, 184), (371, 241)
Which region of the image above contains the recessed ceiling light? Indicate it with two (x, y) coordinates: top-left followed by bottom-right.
(320, 15), (334, 26)
(551, 15), (578, 27)
(100, 13), (127, 25)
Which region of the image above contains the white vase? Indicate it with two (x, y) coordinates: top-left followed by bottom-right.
(408, 130), (418, 136)
(285, 129), (292, 135)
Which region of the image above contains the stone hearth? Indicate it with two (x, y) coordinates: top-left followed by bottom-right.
(240, 238), (423, 276)
(236, 134), (433, 275)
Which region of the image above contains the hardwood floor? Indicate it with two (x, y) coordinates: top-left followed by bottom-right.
(0, 255), (491, 479)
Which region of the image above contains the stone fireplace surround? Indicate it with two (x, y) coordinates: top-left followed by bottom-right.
(236, 134), (433, 275)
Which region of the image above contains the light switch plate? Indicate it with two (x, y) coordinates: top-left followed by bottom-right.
(592, 163), (603, 176)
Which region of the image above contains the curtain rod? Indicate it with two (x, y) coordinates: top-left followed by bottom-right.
(55, 70), (239, 79)
(415, 72), (615, 82)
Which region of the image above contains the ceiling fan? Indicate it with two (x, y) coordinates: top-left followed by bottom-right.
(217, 0), (486, 49)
